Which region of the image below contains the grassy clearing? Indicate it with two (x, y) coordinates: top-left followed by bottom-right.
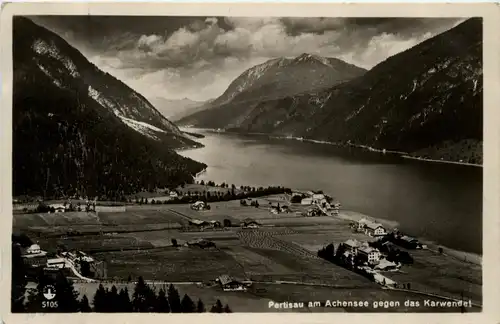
(13, 212), (102, 227)
(97, 210), (186, 225)
(38, 235), (154, 253)
(94, 248), (245, 281)
(120, 229), (240, 247)
(382, 249), (482, 304)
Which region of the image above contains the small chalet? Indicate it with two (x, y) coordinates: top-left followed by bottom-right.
(364, 222), (386, 237)
(216, 275), (247, 291)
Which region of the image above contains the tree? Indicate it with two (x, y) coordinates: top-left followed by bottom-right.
(127, 274), (132, 282)
(171, 238), (178, 247)
(132, 276), (155, 312)
(107, 285), (120, 312)
(167, 284), (182, 313)
(200, 180), (205, 185)
(54, 273), (80, 312)
(180, 294), (196, 313)
(118, 287), (132, 312)
(196, 299), (206, 313)
(93, 284), (107, 312)
(210, 299), (224, 313)
(155, 288), (170, 313)
(223, 304), (232, 313)
(79, 295), (92, 312)
(223, 219), (232, 228)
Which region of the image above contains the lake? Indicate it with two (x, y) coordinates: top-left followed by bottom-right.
(178, 129), (483, 255)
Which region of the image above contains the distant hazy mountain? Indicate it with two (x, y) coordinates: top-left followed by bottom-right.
(13, 17), (206, 198)
(179, 18), (483, 164)
(177, 53), (366, 127)
(149, 97), (208, 121)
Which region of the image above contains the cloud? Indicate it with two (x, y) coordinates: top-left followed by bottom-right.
(32, 16), (463, 101)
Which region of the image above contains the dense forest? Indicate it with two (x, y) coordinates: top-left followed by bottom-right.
(13, 17), (206, 199)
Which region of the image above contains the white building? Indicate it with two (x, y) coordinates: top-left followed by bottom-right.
(364, 222), (386, 237)
(358, 246), (381, 264)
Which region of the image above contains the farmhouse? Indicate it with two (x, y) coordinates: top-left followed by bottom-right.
(364, 222), (386, 237)
(241, 218), (260, 228)
(216, 275), (247, 291)
(189, 219), (210, 227)
(191, 201), (208, 211)
(49, 204), (66, 213)
(357, 246), (382, 265)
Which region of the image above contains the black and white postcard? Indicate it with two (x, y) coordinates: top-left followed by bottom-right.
(1, 2), (499, 324)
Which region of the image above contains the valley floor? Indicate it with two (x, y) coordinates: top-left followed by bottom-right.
(14, 195), (482, 312)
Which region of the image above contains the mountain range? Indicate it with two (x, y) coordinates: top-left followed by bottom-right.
(178, 18), (483, 164)
(148, 97), (208, 121)
(13, 17), (206, 199)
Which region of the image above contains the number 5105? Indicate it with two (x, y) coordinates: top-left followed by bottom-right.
(42, 301), (58, 308)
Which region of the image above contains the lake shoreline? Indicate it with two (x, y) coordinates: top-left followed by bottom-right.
(183, 127), (482, 168)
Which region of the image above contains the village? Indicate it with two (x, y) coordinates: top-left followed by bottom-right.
(12, 182), (481, 312)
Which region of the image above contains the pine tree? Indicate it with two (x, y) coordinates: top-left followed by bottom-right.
(92, 284), (107, 312)
(155, 288), (170, 313)
(79, 295), (92, 312)
(223, 304), (232, 313)
(196, 299), (206, 313)
(118, 287), (132, 312)
(132, 276), (149, 312)
(167, 284), (182, 313)
(54, 273), (80, 312)
(210, 299), (223, 313)
(180, 294), (195, 313)
(108, 285), (120, 312)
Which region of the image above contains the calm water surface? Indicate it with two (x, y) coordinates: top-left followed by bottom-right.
(179, 129), (482, 254)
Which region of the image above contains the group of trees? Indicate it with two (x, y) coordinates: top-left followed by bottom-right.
(15, 269), (232, 313)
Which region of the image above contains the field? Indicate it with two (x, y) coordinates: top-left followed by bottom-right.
(14, 197), (482, 312)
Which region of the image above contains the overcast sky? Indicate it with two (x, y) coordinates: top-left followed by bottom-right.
(30, 16), (464, 102)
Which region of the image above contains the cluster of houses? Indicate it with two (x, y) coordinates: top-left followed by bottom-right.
(341, 239), (399, 271)
(20, 243), (107, 279)
(352, 218), (387, 237)
(293, 191), (340, 216)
